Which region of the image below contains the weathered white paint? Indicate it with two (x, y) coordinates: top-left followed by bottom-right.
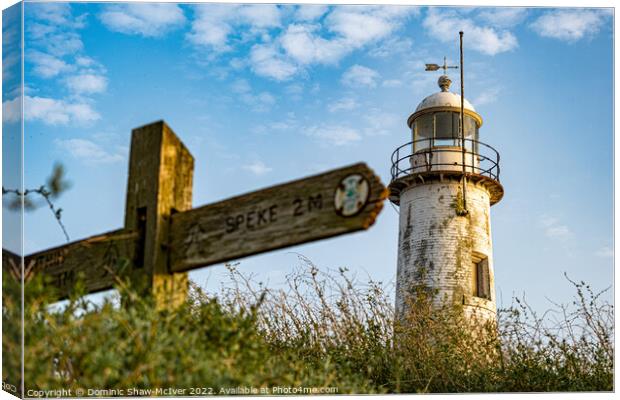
(395, 178), (497, 324)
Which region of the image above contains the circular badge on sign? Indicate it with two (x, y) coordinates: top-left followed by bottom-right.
(334, 174), (370, 217)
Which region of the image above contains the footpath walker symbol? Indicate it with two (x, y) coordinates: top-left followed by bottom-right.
(334, 174), (370, 217)
(2, 121), (388, 306)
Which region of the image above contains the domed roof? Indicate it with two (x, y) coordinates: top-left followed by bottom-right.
(415, 91), (476, 113)
(415, 75), (476, 113)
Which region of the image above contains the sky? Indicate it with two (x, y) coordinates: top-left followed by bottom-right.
(1, 2), (614, 314)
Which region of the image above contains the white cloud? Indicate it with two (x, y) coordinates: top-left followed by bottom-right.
(99, 3), (186, 37)
(26, 3), (108, 122)
(30, 3), (77, 26)
(341, 65), (380, 88)
(280, 24), (347, 65)
(196, 4), (418, 80)
(27, 3), (86, 56)
(3, 96), (21, 123)
(186, 5), (233, 51)
(423, 8), (517, 55)
(187, 4), (282, 51)
(242, 161), (273, 176)
(326, 6), (415, 48)
(66, 73), (108, 94)
(278, 6), (416, 68)
(294, 5), (329, 21)
(540, 215), (572, 240)
(55, 138), (124, 164)
(595, 246), (613, 258)
(36, 31), (84, 57)
(306, 125), (362, 146)
(530, 9), (611, 42)
(238, 4), (281, 28)
(328, 97), (358, 113)
(75, 56), (97, 67)
(22, 96), (100, 125)
(249, 43), (298, 81)
(479, 8), (528, 28)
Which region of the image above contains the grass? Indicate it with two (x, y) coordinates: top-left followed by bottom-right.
(2, 256), (613, 395)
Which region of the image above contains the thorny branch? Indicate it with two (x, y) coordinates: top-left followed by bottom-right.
(2, 163), (71, 242)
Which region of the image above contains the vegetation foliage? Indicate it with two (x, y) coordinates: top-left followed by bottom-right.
(2, 256), (613, 395)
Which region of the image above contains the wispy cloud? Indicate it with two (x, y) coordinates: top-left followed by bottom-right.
(28, 50), (73, 78)
(231, 79), (276, 112)
(594, 246), (613, 258)
(294, 5), (329, 21)
(251, 113), (298, 135)
(479, 8), (528, 28)
(306, 124), (362, 146)
(328, 97), (358, 113)
(99, 3), (186, 37)
(29, 3), (85, 27)
(423, 8), (518, 55)
(2, 12), (20, 82)
(242, 161), (273, 176)
(530, 9), (612, 42)
(473, 87), (501, 106)
(382, 79), (402, 88)
(24, 3), (108, 125)
(363, 108), (400, 136)
(27, 4), (85, 57)
(341, 65), (380, 88)
(368, 36), (413, 58)
(55, 138), (124, 164)
(540, 215), (572, 240)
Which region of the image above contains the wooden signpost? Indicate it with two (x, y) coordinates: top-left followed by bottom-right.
(2, 120), (388, 306)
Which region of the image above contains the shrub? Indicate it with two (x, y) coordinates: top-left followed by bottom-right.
(2, 257), (613, 395)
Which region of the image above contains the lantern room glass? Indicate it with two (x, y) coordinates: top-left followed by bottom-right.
(412, 112), (479, 152)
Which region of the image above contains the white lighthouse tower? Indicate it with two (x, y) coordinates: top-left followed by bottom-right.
(389, 68), (504, 323)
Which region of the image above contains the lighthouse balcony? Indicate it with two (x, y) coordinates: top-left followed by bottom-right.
(389, 138), (503, 205)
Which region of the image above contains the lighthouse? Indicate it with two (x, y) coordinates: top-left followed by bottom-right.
(389, 66), (504, 324)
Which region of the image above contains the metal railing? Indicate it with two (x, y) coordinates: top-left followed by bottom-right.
(390, 138), (501, 182)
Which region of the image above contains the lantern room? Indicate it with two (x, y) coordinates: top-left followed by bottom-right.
(388, 74), (503, 205)
(408, 75), (482, 153)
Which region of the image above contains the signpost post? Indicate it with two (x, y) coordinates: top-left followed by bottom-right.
(3, 120), (388, 306)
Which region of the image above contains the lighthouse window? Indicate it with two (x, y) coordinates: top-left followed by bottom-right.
(463, 115), (477, 138)
(474, 257), (491, 300)
(414, 114), (433, 151)
(434, 112), (459, 146)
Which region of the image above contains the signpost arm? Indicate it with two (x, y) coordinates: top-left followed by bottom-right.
(168, 163), (387, 272)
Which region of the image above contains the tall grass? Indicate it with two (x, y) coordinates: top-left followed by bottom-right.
(2, 256), (613, 395)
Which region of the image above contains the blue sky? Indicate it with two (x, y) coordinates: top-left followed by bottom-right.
(2, 2), (614, 312)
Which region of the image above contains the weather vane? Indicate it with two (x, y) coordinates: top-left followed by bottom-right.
(424, 57), (458, 73)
